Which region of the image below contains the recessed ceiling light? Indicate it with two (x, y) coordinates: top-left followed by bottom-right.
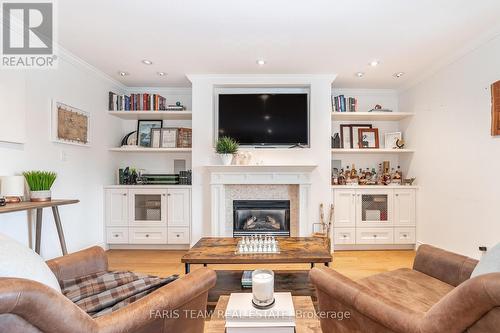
(157, 72), (166, 76)
(118, 71), (129, 76)
(142, 59), (153, 65)
(393, 72), (405, 78)
(369, 60), (380, 67)
(256, 59), (266, 66)
(355, 72), (365, 78)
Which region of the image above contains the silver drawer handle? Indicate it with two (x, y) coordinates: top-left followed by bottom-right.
(342, 235), (347, 238)
(114, 234), (119, 238)
(373, 234), (377, 238)
(403, 234), (407, 238)
(145, 234), (150, 238)
(176, 234), (180, 238)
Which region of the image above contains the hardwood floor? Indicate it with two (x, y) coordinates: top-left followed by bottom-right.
(107, 249), (415, 280)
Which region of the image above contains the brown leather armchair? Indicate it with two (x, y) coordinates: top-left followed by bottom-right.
(0, 246), (217, 333)
(310, 244), (500, 333)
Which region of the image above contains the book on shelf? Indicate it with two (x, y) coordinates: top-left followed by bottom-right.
(108, 91), (176, 111)
(332, 95), (358, 112)
(241, 270), (252, 288)
(225, 293), (296, 333)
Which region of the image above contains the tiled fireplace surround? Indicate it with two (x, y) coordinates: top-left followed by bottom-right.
(208, 165), (315, 237)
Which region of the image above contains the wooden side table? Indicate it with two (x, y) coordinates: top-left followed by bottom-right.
(0, 199), (79, 255)
(204, 295), (321, 333)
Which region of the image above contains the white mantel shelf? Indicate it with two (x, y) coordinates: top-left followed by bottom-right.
(205, 164), (318, 173)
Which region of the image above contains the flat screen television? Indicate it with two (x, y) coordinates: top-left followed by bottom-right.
(217, 92), (309, 146)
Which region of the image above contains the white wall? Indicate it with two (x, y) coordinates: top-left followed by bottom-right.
(399, 34), (500, 258)
(188, 74), (335, 245)
(0, 50), (123, 259)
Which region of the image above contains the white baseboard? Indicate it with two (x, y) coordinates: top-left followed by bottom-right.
(107, 244), (190, 250)
(334, 244), (415, 251)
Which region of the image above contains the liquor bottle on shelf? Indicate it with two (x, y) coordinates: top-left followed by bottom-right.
(383, 167), (391, 185)
(338, 169), (346, 185)
(350, 164), (357, 179)
(332, 169), (339, 185)
(376, 164), (384, 185)
(392, 165), (402, 185)
(358, 168), (367, 185)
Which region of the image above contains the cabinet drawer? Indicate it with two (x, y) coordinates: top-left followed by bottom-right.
(333, 228), (356, 245)
(106, 228), (129, 244)
(167, 227), (190, 244)
(129, 228), (167, 244)
(356, 228), (394, 244)
(394, 227), (416, 244)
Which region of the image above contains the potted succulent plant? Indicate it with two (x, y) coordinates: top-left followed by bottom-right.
(23, 171), (57, 202)
(215, 136), (239, 165)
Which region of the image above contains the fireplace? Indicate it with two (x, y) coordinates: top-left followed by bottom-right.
(233, 200), (290, 237)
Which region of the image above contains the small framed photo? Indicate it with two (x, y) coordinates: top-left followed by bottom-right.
(150, 128), (161, 148)
(358, 128), (379, 149)
(137, 120), (163, 147)
(351, 124), (372, 149)
(385, 132), (402, 149)
(161, 128), (178, 148)
(340, 125), (352, 148)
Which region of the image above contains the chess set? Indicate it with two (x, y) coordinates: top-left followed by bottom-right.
(235, 235), (280, 254)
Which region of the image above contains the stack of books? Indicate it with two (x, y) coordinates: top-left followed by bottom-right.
(241, 271), (252, 289)
(332, 95), (357, 112)
(225, 293), (295, 333)
(108, 92), (167, 111)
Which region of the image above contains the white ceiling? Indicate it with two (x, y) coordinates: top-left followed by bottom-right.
(58, 0), (500, 88)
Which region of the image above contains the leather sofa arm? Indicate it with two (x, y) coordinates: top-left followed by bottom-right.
(0, 277), (97, 333)
(47, 246), (108, 282)
(413, 244), (478, 286)
(95, 267), (217, 333)
(421, 272), (500, 333)
(310, 267), (422, 333)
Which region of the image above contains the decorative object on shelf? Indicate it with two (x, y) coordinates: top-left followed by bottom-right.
(0, 176), (25, 203)
(150, 128), (161, 148)
(368, 104), (393, 112)
(120, 131), (137, 147)
(215, 136), (239, 165)
(179, 170), (192, 185)
(234, 151), (254, 165)
(160, 128), (178, 148)
(385, 132), (402, 149)
(23, 171), (57, 202)
(176, 127), (192, 148)
(137, 120), (163, 147)
(332, 133), (341, 148)
(340, 124), (372, 148)
(120, 167), (139, 185)
(0, 197), (5, 206)
(252, 269), (275, 309)
(51, 101), (90, 146)
(396, 138), (406, 149)
(403, 177), (416, 186)
(165, 101), (186, 111)
(358, 128), (380, 148)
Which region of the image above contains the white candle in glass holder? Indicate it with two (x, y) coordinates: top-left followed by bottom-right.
(252, 270), (274, 307)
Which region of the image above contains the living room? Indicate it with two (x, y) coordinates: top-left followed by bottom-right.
(1, 1), (500, 332)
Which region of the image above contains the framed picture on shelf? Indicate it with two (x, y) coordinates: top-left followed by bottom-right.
(385, 132), (402, 149)
(150, 128), (161, 148)
(358, 128), (379, 149)
(161, 128), (178, 148)
(340, 124), (372, 148)
(137, 120), (163, 147)
(351, 124), (372, 148)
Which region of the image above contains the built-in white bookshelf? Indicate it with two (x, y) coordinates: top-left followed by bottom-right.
(109, 147), (192, 153)
(331, 148), (414, 154)
(331, 111), (413, 121)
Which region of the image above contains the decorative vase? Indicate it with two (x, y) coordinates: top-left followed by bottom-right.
(219, 154), (233, 166)
(30, 190), (51, 202)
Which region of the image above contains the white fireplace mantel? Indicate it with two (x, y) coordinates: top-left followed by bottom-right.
(207, 164), (317, 237)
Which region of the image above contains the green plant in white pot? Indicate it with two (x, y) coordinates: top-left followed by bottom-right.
(215, 137), (239, 165)
(23, 171), (57, 202)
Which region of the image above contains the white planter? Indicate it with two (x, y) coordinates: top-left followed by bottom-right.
(219, 154), (233, 166)
(30, 190), (51, 202)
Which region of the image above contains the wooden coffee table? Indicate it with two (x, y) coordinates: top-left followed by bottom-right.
(181, 237), (332, 306)
(204, 295), (321, 333)
(182, 237), (332, 274)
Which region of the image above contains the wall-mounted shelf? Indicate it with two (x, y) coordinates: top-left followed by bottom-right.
(109, 147), (192, 153)
(108, 111), (192, 120)
(331, 148), (414, 154)
(331, 112), (413, 121)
